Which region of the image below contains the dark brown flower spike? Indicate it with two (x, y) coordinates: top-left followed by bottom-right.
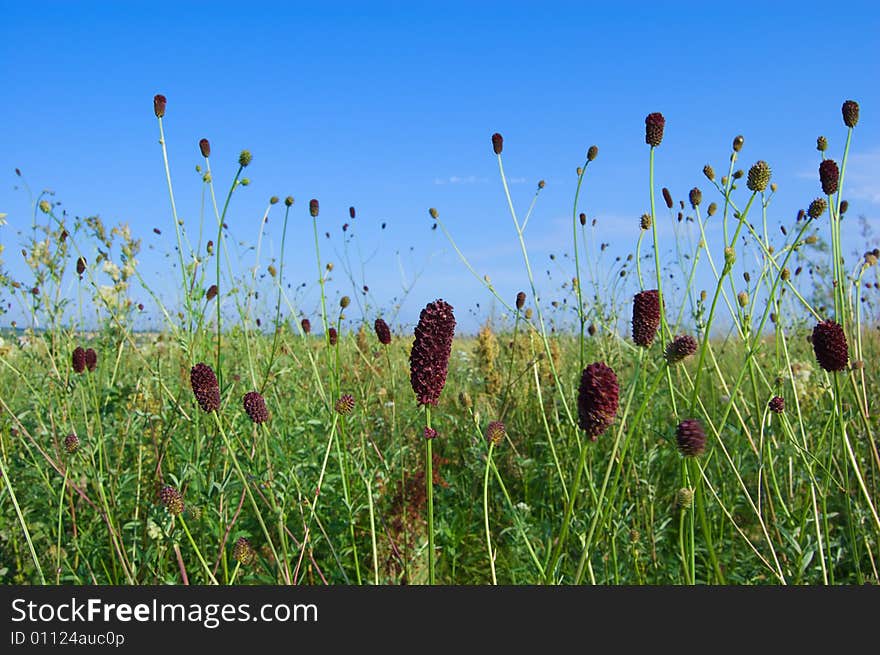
(243, 391), (269, 424)
(577, 362), (620, 440)
(676, 419), (706, 457)
(645, 113), (665, 147)
(374, 318), (392, 345)
(812, 320), (848, 372)
(632, 290), (661, 347)
(191, 363), (221, 413)
(153, 94), (167, 118)
(85, 348), (97, 372)
(491, 133), (503, 155)
(819, 159), (839, 195)
(410, 299), (456, 406)
(72, 346), (86, 374)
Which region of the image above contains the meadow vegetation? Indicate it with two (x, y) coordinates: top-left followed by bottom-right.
(0, 96), (878, 585)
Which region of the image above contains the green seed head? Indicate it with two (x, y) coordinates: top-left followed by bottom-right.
(238, 150), (252, 167)
(747, 160), (771, 192)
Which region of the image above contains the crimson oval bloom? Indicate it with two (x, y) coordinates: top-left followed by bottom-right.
(191, 363), (221, 412)
(374, 318), (392, 345)
(665, 335), (698, 365)
(153, 94), (167, 118)
(243, 391), (269, 424)
(769, 396), (785, 414)
(819, 159), (839, 196)
(491, 132), (503, 155)
(676, 419), (706, 457)
(632, 290), (661, 347)
(812, 320), (848, 372)
(645, 112), (665, 147)
(842, 100), (859, 128)
(328, 327), (338, 346)
(199, 138), (211, 158)
(301, 318), (311, 334)
(410, 299), (456, 407)
(72, 346), (86, 374)
(85, 348), (97, 372)
(577, 362), (619, 440)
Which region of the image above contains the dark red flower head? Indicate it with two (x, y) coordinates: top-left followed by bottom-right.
(632, 290), (661, 347)
(72, 346), (86, 374)
(301, 318), (311, 334)
(76, 257), (86, 277)
(423, 427), (438, 440)
(645, 112), (665, 147)
(309, 199), (319, 218)
(516, 291), (526, 310)
(243, 391), (269, 424)
(374, 318), (392, 345)
(676, 419), (706, 457)
(349, 206), (356, 219)
(153, 94), (167, 118)
(819, 159), (839, 196)
(410, 299), (456, 406)
(769, 396), (785, 414)
(199, 138), (211, 158)
(842, 100), (859, 128)
(812, 319), (848, 372)
(328, 327), (338, 346)
(665, 335), (698, 365)
(577, 362), (620, 440)
(191, 363), (221, 412)
(206, 284), (218, 301)
(85, 348), (97, 372)
(491, 132), (504, 155)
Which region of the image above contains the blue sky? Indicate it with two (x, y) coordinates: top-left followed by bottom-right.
(2, 1), (879, 333)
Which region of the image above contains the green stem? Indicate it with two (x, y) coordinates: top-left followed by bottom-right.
(425, 406), (435, 585)
(484, 441), (497, 584)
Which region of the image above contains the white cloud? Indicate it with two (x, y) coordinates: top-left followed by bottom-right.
(433, 175), (487, 185)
